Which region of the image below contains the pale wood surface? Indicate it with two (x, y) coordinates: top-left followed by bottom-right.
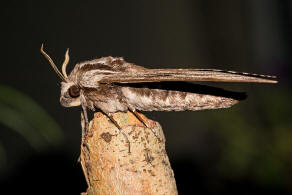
(80, 111), (178, 195)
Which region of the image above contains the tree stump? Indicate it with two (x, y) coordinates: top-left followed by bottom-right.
(80, 111), (178, 195)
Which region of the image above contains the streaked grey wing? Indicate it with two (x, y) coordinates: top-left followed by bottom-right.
(99, 68), (277, 84)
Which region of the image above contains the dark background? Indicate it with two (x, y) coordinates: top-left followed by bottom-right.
(0, 0), (291, 194)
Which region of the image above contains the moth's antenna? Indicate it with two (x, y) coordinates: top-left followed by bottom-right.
(40, 44), (67, 82)
(62, 48), (70, 79)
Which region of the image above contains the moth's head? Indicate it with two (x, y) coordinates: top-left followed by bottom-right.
(40, 44), (81, 107)
(60, 82), (81, 107)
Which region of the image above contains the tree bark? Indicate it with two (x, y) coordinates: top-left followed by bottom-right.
(80, 111), (178, 195)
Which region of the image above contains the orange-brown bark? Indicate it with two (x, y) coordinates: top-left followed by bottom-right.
(80, 111), (178, 195)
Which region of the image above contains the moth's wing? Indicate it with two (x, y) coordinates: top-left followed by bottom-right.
(99, 68), (277, 84)
(77, 58), (149, 88)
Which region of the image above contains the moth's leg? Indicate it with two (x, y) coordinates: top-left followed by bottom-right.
(103, 112), (131, 154)
(80, 108), (91, 188)
(79, 107), (88, 162)
(81, 103), (90, 139)
(81, 111), (86, 140)
(129, 109), (161, 142)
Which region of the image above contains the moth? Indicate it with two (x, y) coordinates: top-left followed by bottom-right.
(40, 44), (277, 153)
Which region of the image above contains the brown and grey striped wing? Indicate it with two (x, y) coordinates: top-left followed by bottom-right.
(99, 68), (277, 84)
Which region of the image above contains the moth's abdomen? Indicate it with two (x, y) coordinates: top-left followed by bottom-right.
(121, 87), (239, 112)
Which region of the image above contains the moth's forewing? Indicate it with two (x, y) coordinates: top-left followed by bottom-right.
(98, 68), (277, 84)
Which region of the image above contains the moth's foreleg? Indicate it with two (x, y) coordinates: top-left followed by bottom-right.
(103, 112), (131, 154)
(80, 108), (91, 188)
(81, 104), (91, 139)
(130, 109), (161, 142)
(81, 111), (86, 139)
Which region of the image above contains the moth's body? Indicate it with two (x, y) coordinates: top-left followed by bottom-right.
(40, 45), (277, 152)
(81, 84), (239, 113)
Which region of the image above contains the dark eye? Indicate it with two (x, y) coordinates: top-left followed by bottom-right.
(69, 86), (80, 98)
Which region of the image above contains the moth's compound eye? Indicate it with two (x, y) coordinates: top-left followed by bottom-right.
(69, 86), (80, 98)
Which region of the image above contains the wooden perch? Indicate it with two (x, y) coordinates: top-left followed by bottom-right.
(80, 111), (178, 195)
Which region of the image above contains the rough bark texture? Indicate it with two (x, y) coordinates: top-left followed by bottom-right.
(80, 111), (178, 195)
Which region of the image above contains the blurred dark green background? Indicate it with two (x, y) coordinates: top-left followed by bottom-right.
(0, 0), (291, 194)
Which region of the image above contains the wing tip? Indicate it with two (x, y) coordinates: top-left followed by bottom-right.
(258, 78), (278, 84)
